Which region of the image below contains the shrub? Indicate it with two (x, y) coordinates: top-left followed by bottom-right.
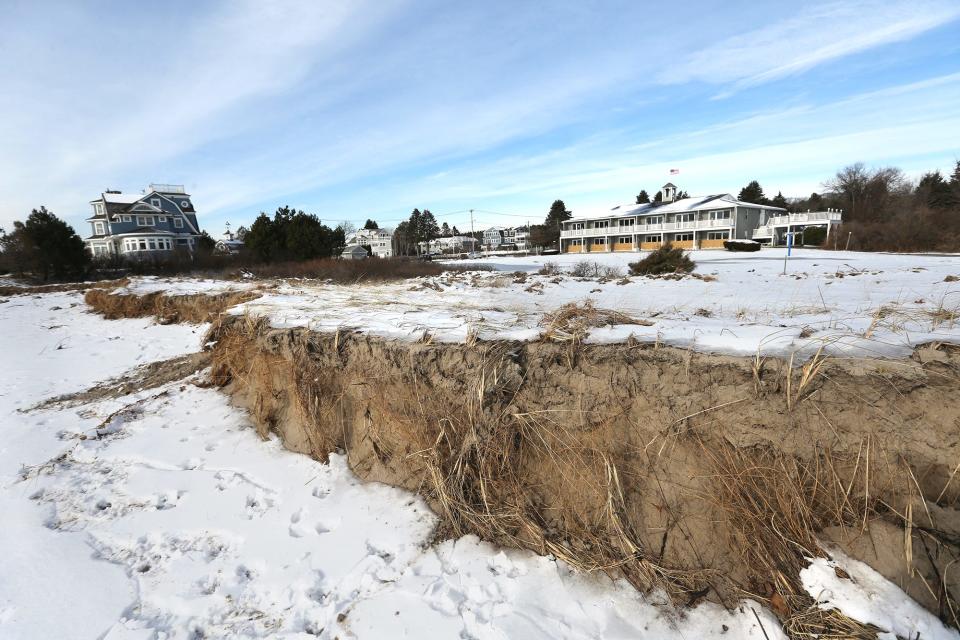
(537, 262), (561, 276)
(723, 240), (761, 252)
(801, 226), (827, 246)
(628, 243), (695, 275)
(569, 260), (623, 278)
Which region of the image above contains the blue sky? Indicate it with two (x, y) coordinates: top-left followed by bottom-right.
(2, 0), (959, 236)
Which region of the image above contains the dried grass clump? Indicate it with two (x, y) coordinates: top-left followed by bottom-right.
(569, 261), (623, 279)
(540, 301), (652, 343)
(629, 243), (695, 276)
(85, 288), (260, 324)
(700, 437), (960, 634)
(0, 277), (128, 298)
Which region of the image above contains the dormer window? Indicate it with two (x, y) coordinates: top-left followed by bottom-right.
(94, 221), (105, 235)
(94, 203), (104, 215)
(150, 198), (161, 209)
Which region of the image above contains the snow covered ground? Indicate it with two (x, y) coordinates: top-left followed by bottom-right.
(224, 248), (960, 359)
(2, 280), (957, 639)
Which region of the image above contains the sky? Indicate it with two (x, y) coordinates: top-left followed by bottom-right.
(1, 0), (959, 236)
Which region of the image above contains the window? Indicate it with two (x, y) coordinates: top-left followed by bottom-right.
(592, 238), (606, 245)
(158, 216), (167, 223)
(180, 200), (189, 208)
(570, 239), (583, 246)
(645, 235), (660, 243)
(709, 210), (731, 220)
(618, 219), (634, 227)
(148, 239), (157, 250)
(173, 218), (183, 229)
(122, 215), (131, 222)
(150, 198), (161, 209)
(706, 231), (728, 240)
(94, 222), (104, 235)
(139, 240), (147, 250)
(136, 215), (154, 227)
(594, 220), (609, 229)
(647, 216), (663, 225)
(677, 213), (695, 222)
(572, 222), (584, 230)
(674, 233), (694, 241)
(618, 236), (631, 244)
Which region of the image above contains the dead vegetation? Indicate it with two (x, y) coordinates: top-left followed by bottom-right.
(0, 277), (129, 298)
(540, 301), (653, 344)
(205, 317), (960, 637)
(84, 288), (261, 324)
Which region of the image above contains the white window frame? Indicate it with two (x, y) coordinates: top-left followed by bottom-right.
(94, 221), (105, 235)
(706, 231), (728, 240)
(122, 215), (131, 222)
(592, 237), (606, 245)
(150, 198), (161, 209)
(173, 217), (183, 229)
(158, 215), (167, 223)
(618, 236), (631, 244)
(136, 215), (154, 227)
(180, 200), (189, 208)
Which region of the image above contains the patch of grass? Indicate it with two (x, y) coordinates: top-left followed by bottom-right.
(629, 243), (695, 276)
(244, 258), (476, 283)
(540, 300), (652, 343)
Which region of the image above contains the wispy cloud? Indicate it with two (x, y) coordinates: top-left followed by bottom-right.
(661, 0), (960, 98)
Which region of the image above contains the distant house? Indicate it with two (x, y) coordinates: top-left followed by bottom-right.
(483, 226), (529, 251)
(418, 235), (478, 254)
(84, 184), (202, 257)
(215, 224), (244, 255)
(345, 228), (393, 258)
(341, 244), (369, 260)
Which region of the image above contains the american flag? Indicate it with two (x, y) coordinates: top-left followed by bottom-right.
(669, 168), (680, 175)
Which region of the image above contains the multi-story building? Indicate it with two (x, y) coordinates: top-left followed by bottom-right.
(560, 183), (787, 253)
(84, 184), (202, 257)
(345, 228), (394, 258)
(483, 225), (529, 250)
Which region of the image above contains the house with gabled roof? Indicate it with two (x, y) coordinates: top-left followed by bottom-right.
(84, 183), (202, 257)
(560, 182), (787, 253)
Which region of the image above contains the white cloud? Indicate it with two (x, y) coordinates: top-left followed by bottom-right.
(661, 0), (960, 97)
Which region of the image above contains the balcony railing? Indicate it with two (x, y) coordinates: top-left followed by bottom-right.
(561, 218), (732, 237)
(764, 211), (842, 226)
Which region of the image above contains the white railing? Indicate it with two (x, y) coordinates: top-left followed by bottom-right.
(764, 211), (842, 226)
(562, 218), (733, 237)
(148, 183), (186, 194)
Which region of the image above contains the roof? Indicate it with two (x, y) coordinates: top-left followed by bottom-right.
(662, 182), (677, 188)
(567, 194), (787, 222)
(342, 245), (369, 255)
(97, 192), (143, 205)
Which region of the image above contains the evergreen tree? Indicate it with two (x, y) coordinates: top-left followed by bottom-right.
(916, 171), (955, 209)
(441, 222), (451, 237)
(363, 219), (379, 230)
(808, 193), (824, 210)
(675, 190), (689, 200)
(1, 207), (89, 280)
(545, 199), (572, 226)
(451, 225), (461, 236)
(653, 191), (663, 203)
(635, 190), (650, 204)
(951, 160), (960, 188)
(196, 230), (216, 254)
(770, 191), (788, 209)
(738, 181), (767, 205)
(420, 210), (440, 244)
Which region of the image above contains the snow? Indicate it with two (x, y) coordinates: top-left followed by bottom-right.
(115, 276), (261, 296)
(801, 546), (960, 639)
(0, 280), (793, 639)
(2, 279), (955, 639)
(230, 249), (960, 360)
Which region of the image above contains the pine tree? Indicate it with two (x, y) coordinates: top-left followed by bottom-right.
(441, 222), (451, 237)
(653, 191), (663, 203)
(2, 207), (88, 280)
(738, 181), (767, 205)
(635, 190), (650, 204)
(363, 219), (379, 230)
(545, 199), (572, 226)
(771, 191), (788, 209)
(451, 225), (461, 236)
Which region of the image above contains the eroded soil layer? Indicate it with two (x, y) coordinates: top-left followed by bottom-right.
(206, 314), (960, 632)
